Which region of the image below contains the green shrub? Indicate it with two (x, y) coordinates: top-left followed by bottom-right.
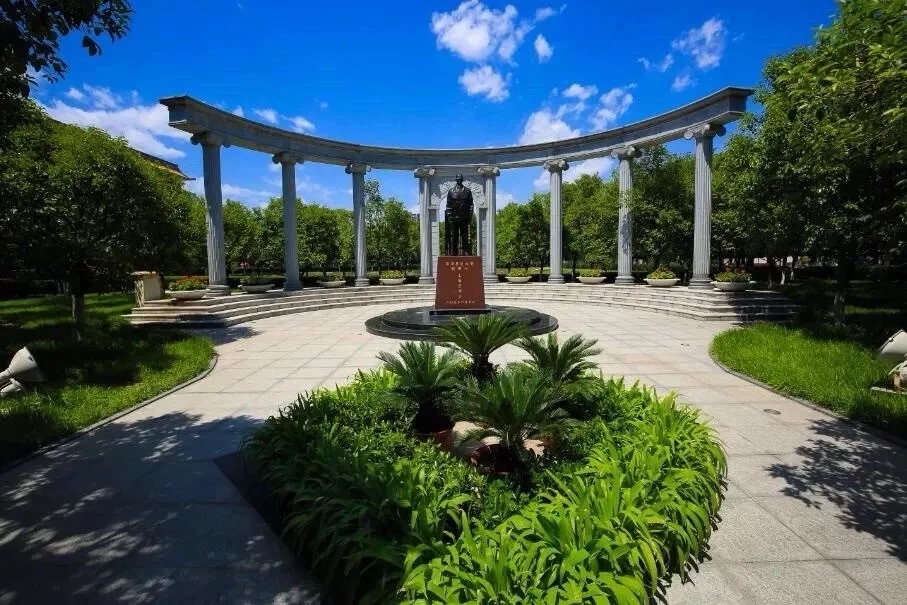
(320, 272), (344, 282)
(244, 368), (727, 604)
(382, 270), (405, 279)
(507, 267), (530, 278)
(167, 276), (207, 291)
(239, 274), (274, 286)
(577, 268), (602, 278)
(714, 268), (750, 283)
(433, 314), (528, 382)
(647, 267), (677, 280)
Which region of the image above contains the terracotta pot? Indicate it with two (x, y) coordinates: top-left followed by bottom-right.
(469, 443), (516, 476)
(431, 428), (454, 452)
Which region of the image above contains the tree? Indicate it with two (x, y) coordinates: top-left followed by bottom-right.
(223, 200), (263, 272)
(1, 1), (133, 115)
(562, 174), (618, 271)
(518, 194), (550, 272)
(299, 202), (341, 275)
(381, 198), (415, 271)
(364, 178), (387, 273)
(1, 112), (183, 337)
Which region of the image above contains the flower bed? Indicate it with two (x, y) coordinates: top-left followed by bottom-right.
(243, 322), (726, 604)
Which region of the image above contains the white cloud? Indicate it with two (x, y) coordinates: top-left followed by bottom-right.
(253, 108), (278, 124)
(518, 107), (580, 145)
(638, 53), (674, 72)
(431, 1), (524, 63)
(39, 92), (191, 160)
(497, 190), (517, 206)
(232, 106), (244, 117)
(458, 66), (511, 102)
(64, 87), (85, 101)
(590, 85), (634, 130)
(672, 18), (726, 70)
(535, 5), (566, 22)
(534, 34), (553, 62)
(671, 73), (695, 91)
(562, 83), (597, 101)
(188, 178), (276, 205)
(284, 115), (316, 133)
(319, 101), (329, 110)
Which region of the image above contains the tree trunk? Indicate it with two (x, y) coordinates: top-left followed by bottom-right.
(832, 257), (851, 325)
(70, 272), (85, 341)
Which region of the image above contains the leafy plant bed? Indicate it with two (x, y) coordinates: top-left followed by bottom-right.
(243, 367), (727, 604)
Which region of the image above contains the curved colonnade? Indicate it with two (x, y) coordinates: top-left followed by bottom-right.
(160, 87), (752, 295)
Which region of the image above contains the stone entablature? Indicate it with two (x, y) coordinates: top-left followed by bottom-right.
(161, 87), (751, 170)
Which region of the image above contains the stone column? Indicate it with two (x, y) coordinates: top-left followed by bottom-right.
(478, 165), (500, 283)
(476, 206), (486, 265)
(414, 167), (435, 284)
(684, 124), (726, 289)
(544, 159), (569, 284)
(347, 162), (371, 287)
(190, 132), (230, 296)
(273, 152), (301, 291)
(611, 146), (641, 285)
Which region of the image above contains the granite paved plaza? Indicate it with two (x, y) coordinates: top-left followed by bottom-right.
(1, 301), (905, 604)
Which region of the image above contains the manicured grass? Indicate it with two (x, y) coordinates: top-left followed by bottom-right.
(0, 293), (214, 465)
(712, 323), (907, 438)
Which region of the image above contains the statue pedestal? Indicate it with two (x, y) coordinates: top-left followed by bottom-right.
(435, 256), (486, 311)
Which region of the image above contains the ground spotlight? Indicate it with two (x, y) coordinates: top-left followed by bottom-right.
(0, 347), (44, 398)
(876, 330), (907, 392)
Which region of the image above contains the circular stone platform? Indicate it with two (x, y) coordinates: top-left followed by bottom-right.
(365, 305), (558, 341)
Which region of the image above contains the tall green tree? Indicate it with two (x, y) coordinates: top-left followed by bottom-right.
(1, 1), (133, 116)
(299, 202), (341, 275)
(223, 199), (263, 272)
(563, 174), (618, 271)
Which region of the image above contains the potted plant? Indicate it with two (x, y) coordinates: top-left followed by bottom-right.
(165, 276), (208, 300)
(379, 270), (406, 286)
(377, 341), (462, 451)
(457, 368), (571, 475)
(645, 267), (680, 287)
(317, 272), (346, 288)
(239, 275), (275, 293)
(576, 268), (605, 284)
(505, 268), (531, 283)
(713, 268), (751, 291)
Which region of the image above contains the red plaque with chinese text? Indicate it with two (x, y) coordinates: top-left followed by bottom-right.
(435, 256), (486, 310)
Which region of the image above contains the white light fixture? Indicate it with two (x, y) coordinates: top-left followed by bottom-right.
(876, 330), (907, 392)
(0, 347), (44, 398)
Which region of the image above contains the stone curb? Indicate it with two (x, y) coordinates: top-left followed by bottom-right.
(0, 353), (219, 476)
(708, 350), (907, 450)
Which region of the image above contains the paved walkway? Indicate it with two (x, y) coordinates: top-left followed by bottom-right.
(1, 301), (905, 604)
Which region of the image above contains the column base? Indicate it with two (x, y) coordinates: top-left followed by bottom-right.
(614, 275), (635, 285)
(355, 277), (370, 287)
(283, 282), (301, 292)
(483, 274), (499, 284)
(688, 277), (714, 290)
(548, 274), (565, 285)
(205, 284), (231, 297)
(418, 276), (435, 285)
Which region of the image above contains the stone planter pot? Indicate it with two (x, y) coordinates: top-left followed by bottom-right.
(166, 290), (206, 300)
(505, 276), (531, 283)
(379, 278), (405, 286)
(577, 276), (606, 284)
(646, 278), (679, 287)
(317, 280), (345, 288)
(713, 281), (748, 292)
(240, 284), (274, 293)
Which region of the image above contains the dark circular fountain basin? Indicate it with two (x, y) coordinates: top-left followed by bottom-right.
(365, 305), (558, 341)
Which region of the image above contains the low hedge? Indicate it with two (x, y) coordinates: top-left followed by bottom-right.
(243, 371), (726, 604)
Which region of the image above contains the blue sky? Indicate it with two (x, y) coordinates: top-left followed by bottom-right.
(33, 0), (836, 211)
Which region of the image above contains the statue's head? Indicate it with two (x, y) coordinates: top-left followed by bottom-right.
(455, 172), (464, 184)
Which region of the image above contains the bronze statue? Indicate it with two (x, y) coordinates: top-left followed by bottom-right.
(445, 173), (473, 256)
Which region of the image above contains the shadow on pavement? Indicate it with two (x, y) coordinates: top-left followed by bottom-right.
(0, 411), (321, 604)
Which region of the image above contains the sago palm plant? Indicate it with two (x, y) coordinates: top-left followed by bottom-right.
(456, 368), (571, 470)
(433, 314), (527, 382)
(516, 332), (603, 418)
(378, 341), (462, 433)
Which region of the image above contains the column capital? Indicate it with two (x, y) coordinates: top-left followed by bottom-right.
(684, 123), (727, 140)
(543, 159), (569, 173)
(346, 162), (371, 175)
(610, 146), (642, 161)
(272, 151), (301, 165)
(413, 166), (436, 179)
(477, 165), (500, 178)
(190, 131), (230, 148)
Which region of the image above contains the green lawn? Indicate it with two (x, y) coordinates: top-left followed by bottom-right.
(0, 293), (214, 465)
(712, 280), (907, 438)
